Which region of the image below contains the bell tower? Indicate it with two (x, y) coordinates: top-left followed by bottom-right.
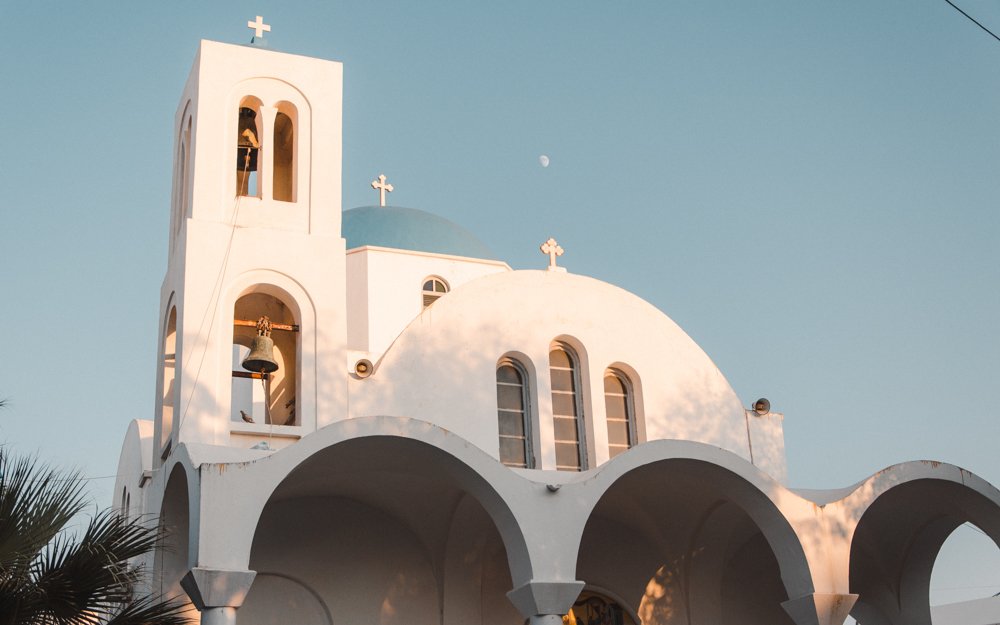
(153, 39), (348, 463)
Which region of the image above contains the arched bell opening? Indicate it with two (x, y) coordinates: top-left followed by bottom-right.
(157, 305), (177, 457)
(236, 97), (263, 198)
(153, 464), (194, 616)
(849, 477), (1000, 625)
(242, 435), (526, 625)
(170, 107), (191, 246)
(272, 102), (296, 202)
(578, 458), (809, 625)
(231, 289), (299, 426)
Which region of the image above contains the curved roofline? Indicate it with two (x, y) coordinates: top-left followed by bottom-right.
(342, 205), (498, 260)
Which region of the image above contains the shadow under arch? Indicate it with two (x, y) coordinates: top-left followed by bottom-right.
(238, 418), (534, 622)
(574, 440), (813, 624)
(154, 462), (194, 603)
(846, 463), (1000, 625)
(240, 572), (332, 625)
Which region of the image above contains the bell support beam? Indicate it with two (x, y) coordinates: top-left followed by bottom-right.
(233, 318), (299, 332)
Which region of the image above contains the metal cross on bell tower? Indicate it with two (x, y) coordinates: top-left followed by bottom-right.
(247, 15), (271, 40)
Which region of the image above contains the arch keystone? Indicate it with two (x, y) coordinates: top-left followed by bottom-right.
(781, 592), (858, 625)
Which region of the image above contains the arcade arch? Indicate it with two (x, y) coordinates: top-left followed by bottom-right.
(849, 476), (1000, 625)
(242, 434), (530, 625)
(578, 456), (812, 625)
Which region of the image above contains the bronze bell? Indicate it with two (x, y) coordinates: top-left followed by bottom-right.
(242, 316), (279, 374)
(237, 107), (260, 171)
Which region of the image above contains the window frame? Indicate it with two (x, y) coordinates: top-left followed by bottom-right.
(550, 343), (587, 471)
(496, 358), (534, 469)
(604, 368), (637, 459)
(421, 276), (450, 308)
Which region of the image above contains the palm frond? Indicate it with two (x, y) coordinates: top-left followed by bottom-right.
(0, 449), (185, 625)
(31, 511), (168, 623)
(0, 452), (88, 569)
(104, 594), (189, 625)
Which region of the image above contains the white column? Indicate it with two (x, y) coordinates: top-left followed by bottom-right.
(200, 606), (237, 625)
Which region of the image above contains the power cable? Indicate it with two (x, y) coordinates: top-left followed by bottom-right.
(944, 0), (1000, 44)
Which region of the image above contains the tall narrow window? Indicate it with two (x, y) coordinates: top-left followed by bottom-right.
(272, 110), (294, 202)
(550, 345), (585, 470)
(173, 143), (185, 239)
(182, 117), (192, 216)
(604, 370), (636, 459)
(236, 105), (261, 197)
(422, 277), (449, 308)
(497, 361), (531, 468)
(160, 307), (177, 454)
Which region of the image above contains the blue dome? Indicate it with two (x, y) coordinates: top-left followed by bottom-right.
(342, 206), (497, 260)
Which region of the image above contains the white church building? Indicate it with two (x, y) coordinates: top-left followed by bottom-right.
(114, 34), (1000, 625)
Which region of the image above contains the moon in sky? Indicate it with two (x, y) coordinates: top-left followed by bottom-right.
(539, 154), (550, 168)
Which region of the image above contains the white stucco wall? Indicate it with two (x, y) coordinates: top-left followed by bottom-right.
(345, 245), (509, 356)
(112, 419), (153, 521)
(350, 269), (755, 471)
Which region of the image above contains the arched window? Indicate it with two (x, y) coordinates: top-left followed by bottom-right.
(604, 369), (636, 459)
(160, 306), (177, 455)
(422, 277), (449, 308)
(173, 143), (185, 239)
(236, 101), (261, 197)
(171, 109), (190, 244)
(272, 107), (295, 202)
(232, 291), (298, 426)
(550, 345), (585, 471)
(496, 360), (532, 468)
(182, 117), (191, 217)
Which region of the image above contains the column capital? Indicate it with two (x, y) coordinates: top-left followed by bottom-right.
(181, 567), (257, 610)
(781, 593), (858, 625)
(507, 580), (585, 619)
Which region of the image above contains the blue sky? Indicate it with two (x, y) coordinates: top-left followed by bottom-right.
(1, 0), (998, 607)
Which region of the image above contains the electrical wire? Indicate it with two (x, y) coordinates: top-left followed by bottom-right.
(175, 153), (253, 434)
(944, 0), (1000, 44)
